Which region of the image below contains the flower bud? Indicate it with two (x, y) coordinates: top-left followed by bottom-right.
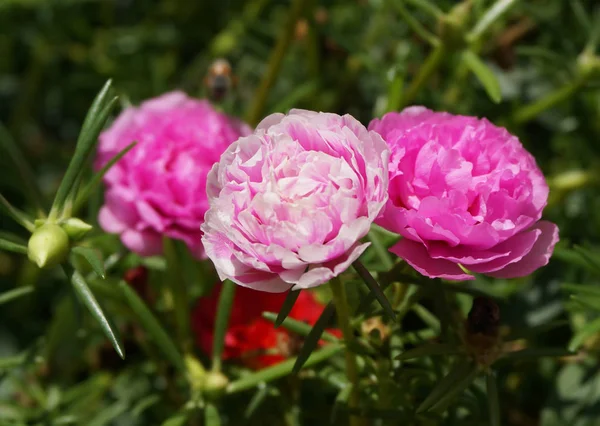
(60, 218), (93, 240)
(202, 371), (229, 401)
(577, 50), (600, 79)
(27, 223), (70, 268)
(464, 297), (502, 367)
(550, 170), (592, 191)
(185, 354), (207, 392)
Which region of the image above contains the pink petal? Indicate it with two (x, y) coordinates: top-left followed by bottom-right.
(98, 188), (139, 233)
(294, 242), (370, 289)
(486, 221), (559, 278)
(121, 229), (163, 256)
(467, 226), (541, 273)
(389, 238), (474, 281)
(232, 270), (293, 293)
(136, 199), (168, 232)
(427, 240), (511, 265)
(98, 206), (128, 234)
(202, 229), (293, 292)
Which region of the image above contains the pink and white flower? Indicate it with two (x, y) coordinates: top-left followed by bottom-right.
(202, 110), (389, 292)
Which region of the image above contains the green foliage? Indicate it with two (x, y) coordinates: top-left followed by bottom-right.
(1, 0), (600, 424)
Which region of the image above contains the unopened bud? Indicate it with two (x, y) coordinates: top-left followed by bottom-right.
(464, 296), (502, 367)
(60, 218), (93, 240)
(27, 223), (70, 268)
(550, 170), (592, 191)
(577, 50), (600, 79)
(185, 355), (207, 391)
(202, 371), (229, 401)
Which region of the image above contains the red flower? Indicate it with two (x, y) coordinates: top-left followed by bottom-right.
(191, 285), (338, 369)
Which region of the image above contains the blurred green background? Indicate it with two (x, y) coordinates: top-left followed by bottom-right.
(1, 0), (600, 425)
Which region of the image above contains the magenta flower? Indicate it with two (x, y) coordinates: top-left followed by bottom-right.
(96, 91), (251, 258)
(201, 110), (389, 292)
(369, 107), (559, 280)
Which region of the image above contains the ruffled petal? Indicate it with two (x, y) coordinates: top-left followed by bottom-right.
(485, 221), (559, 278)
(389, 238), (474, 281)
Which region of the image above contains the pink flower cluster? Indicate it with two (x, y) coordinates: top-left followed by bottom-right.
(97, 92), (558, 288)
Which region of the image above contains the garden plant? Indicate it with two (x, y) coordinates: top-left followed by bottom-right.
(1, 0), (600, 425)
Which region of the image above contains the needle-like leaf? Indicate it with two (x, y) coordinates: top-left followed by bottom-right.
(212, 280), (236, 371)
(51, 80), (117, 218)
(275, 289), (300, 327)
(293, 302), (336, 373)
(462, 50), (502, 103)
(64, 264), (125, 359)
(118, 280), (186, 372)
(353, 260), (396, 321)
(72, 246), (105, 278)
(0, 286), (34, 305)
(72, 141), (137, 215)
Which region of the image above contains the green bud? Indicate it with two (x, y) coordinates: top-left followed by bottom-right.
(550, 170), (592, 191)
(577, 50), (600, 79)
(211, 28), (238, 56)
(27, 223), (70, 268)
(185, 354), (207, 391)
(202, 371), (229, 401)
(60, 218), (93, 240)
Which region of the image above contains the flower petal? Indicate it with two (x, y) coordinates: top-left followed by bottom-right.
(121, 229), (163, 256)
(293, 242), (370, 289)
(485, 221), (559, 278)
(389, 238), (474, 281)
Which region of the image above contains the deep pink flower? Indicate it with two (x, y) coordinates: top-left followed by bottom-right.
(201, 109), (389, 292)
(96, 91), (251, 258)
(369, 107), (559, 280)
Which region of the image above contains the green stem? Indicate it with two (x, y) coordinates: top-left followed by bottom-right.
(405, 0), (444, 18)
(513, 77), (588, 124)
(0, 123), (46, 213)
(385, 71), (404, 113)
(393, 0), (439, 46)
(402, 43), (445, 108)
(226, 344), (342, 394)
(0, 238), (27, 255)
(211, 280), (236, 372)
(330, 276), (364, 426)
(163, 239), (192, 353)
(72, 141), (137, 216)
(377, 360), (394, 426)
(0, 194), (35, 232)
(442, 61), (470, 108)
(367, 229), (394, 270)
(245, 0), (309, 126)
(467, 0), (519, 43)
